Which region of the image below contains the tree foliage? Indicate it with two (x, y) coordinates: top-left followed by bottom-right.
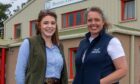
(0, 3), (11, 27)
(22, 0), (31, 8)
(28, 0), (32, 2)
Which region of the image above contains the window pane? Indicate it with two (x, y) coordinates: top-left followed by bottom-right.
(124, 1), (135, 19)
(68, 14), (74, 27)
(15, 24), (21, 39)
(62, 9), (87, 28)
(83, 10), (87, 24)
(76, 12), (81, 25)
(31, 21), (36, 36)
(62, 15), (66, 28)
(0, 28), (3, 39)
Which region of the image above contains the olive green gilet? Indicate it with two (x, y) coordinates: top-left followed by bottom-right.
(25, 35), (68, 84)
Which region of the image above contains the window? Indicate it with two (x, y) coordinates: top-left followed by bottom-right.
(0, 28), (4, 39)
(30, 20), (37, 36)
(14, 23), (21, 39)
(121, 0), (135, 20)
(62, 9), (87, 28)
(69, 48), (77, 79)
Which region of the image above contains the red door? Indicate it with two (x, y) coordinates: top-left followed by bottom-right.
(0, 55), (1, 83)
(0, 48), (6, 84)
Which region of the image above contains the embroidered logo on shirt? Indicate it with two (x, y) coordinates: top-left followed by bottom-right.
(91, 48), (101, 54)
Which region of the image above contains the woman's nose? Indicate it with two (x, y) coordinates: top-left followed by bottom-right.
(48, 23), (53, 27)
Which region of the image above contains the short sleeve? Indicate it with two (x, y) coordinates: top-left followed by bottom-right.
(107, 37), (125, 60)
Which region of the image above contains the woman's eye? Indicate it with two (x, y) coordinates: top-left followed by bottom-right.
(94, 18), (100, 21)
(43, 21), (56, 25)
(88, 19), (92, 22)
(51, 21), (56, 25)
(43, 21), (49, 24)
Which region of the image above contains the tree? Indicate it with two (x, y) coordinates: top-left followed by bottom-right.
(21, 0), (31, 8)
(13, 6), (20, 13)
(28, 0), (32, 2)
(0, 3), (11, 27)
(21, 2), (26, 8)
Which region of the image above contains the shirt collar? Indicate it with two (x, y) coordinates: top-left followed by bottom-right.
(46, 44), (56, 49)
(89, 36), (94, 43)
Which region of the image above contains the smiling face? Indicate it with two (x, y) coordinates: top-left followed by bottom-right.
(87, 11), (104, 37)
(39, 15), (56, 38)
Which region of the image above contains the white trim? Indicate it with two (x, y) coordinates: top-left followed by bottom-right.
(60, 32), (86, 40)
(130, 35), (135, 84)
(60, 27), (140, 40)
(111, 28), (140, 36)
(8, 42), (22, 47)
(59, 25), (87, 32)
(134, 0), (137, 20)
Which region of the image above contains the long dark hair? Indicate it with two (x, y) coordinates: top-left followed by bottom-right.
(86, 7), (110, 30)
(36, 10), (59, 45)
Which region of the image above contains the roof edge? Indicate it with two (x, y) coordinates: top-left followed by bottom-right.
(4, 0), (36, 24)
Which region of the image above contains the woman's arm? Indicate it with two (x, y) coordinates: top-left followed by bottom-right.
(100, 37), (128, 84)
(100, 56), (128, 84)
(15, 39), (29, 84)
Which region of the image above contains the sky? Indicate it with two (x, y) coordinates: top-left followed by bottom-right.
(0, 0), (28, 14)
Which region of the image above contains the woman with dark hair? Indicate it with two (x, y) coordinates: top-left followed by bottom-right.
(73, 7), (128, 84)
(15, 10), (68, 84)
